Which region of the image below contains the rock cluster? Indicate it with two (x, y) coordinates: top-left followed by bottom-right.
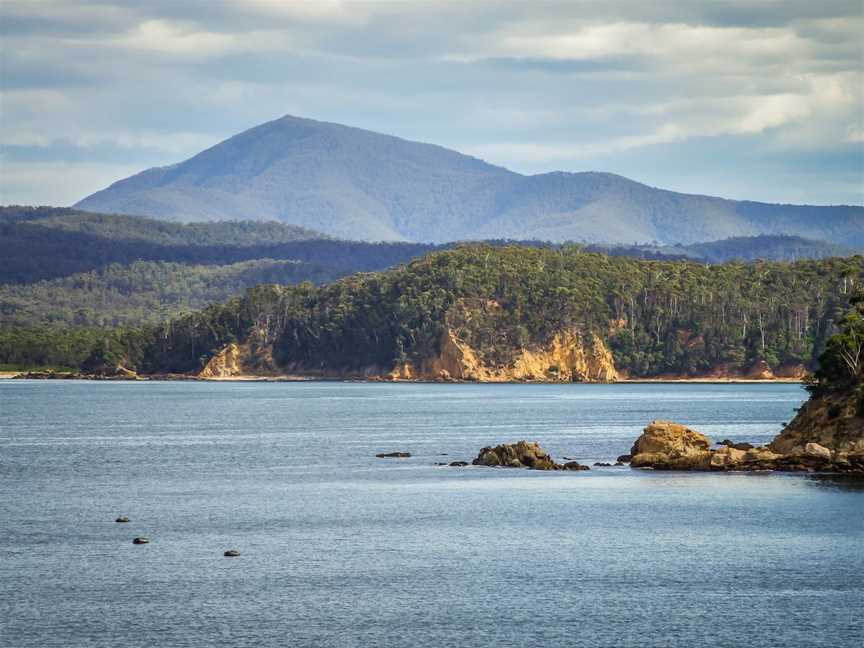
(628, 420), (863, 472)
(472, 441), (589, 471)
(14, 366), (140, 380)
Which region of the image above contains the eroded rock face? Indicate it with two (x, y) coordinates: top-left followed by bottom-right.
(392, 329), (618, 383)
(769, 388), (864, 457)
(199, 343), (243, 378)
(471, 441), (588, 471)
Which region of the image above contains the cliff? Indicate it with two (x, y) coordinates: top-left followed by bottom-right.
(198, 343), (245, 378)
(390, 329), (618, 383)
(198, 327), (619, 383)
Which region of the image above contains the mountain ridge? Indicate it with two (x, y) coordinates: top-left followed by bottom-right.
(75, 114), (864, 245)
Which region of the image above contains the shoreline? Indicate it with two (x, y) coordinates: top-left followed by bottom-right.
(2, 370), (803, 384)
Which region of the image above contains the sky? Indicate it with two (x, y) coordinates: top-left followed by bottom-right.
(1, 0), (862, 207)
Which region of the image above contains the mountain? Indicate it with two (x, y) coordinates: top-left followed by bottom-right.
(75, 115), (864, 246)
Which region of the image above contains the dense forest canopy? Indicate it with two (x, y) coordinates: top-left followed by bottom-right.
(43, 245), (860, 379)
(0, 259), (340, 328)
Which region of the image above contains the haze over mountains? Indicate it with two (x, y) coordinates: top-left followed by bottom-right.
(76, 116), (864, 246)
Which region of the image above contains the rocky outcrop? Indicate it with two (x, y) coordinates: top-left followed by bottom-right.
(471, 440), (589, 471)
(769, 387), (864, 457)
(629, 421), (712, 470)
(199, 343), (244, 378)
(392, 329), (618, 383)
(627, 417), (863, 473)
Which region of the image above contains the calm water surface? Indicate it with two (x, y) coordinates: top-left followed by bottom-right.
(1, 381), (862, 647)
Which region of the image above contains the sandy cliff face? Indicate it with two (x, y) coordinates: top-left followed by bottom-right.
(198, 336), (278, 379)
(198, 343), (244, 378)
(391, 329), (618, 383)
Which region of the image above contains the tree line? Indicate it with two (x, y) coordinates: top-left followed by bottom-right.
(10, 245), (855, 378)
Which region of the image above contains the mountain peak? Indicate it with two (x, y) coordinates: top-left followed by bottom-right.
(75, 116), (864, 246)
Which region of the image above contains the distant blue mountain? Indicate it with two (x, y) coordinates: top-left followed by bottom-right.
(76, 115), (864, 246)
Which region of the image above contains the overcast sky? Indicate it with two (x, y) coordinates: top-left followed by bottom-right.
(1, 0), (862, 206)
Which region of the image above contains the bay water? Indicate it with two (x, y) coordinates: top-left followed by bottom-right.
(1, 381), (862, 647)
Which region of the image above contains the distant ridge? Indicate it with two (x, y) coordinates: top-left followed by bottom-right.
(76, 115), (864, 245)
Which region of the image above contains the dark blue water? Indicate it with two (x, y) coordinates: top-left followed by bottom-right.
(1, 381), (862, 647)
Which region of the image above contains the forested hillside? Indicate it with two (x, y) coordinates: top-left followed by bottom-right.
(37, 246), (860, 380)
(0, 259), (340, 327)
(3, 207), (862, 376)
(0, 207), (439, 285)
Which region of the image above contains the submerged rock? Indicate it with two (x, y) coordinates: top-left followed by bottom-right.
(132, 537), (149, 545)
(224, 549), (241, 557)
(376, 451), (411, 458)
(448, 461), (469, 467)
(115, 516), (130, 523)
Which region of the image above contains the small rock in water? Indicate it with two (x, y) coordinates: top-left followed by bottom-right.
(562, 461), (590, 471)
(132, 537), (149, 545)
(449, 461), (469, 467)
(616, 454), (632, 463)
(115, 516), (130, 523)
(375, 451), (411, 458)
(593, 462), (612, 467)
(224, 549), (241, 557)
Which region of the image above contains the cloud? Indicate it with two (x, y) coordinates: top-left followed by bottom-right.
(0, 0), (861, 206)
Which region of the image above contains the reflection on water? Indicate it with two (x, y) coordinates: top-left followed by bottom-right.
(805, 474), (864, 492)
